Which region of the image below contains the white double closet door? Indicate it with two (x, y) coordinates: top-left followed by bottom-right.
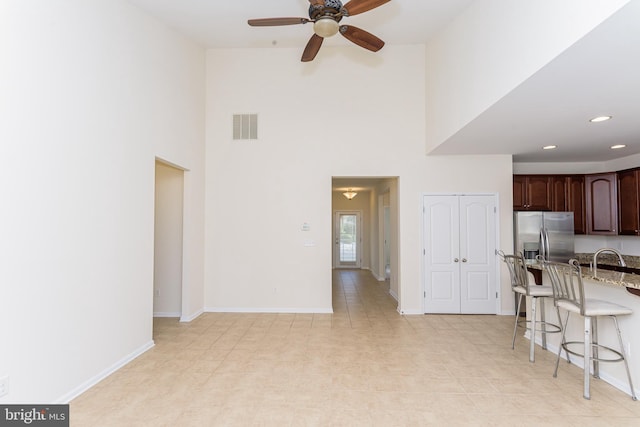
(423, 195), (498, 314)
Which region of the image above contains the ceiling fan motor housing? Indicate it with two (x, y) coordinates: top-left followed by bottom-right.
(309, 0), (344, 20)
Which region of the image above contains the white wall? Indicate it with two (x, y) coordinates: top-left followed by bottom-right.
(575, 235), (640, 258)
(154, 162), (184, 317)
(425, 0), (629, 152)
(368, 189), (380, 279)
(377, 192), (387, 281)
(204, 45), (514, 315)
(0, 0), (205, 403)
(381, 179), (400, 301)
(514, 154), (640, 175)
(513, 162), (608, 175)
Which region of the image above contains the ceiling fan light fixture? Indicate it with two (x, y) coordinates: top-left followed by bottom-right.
(314, 17), (339, 37)
(343, 189), (358, 200)
(248, 0), (388, 62)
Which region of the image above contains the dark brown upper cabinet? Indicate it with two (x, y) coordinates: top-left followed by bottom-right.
(547, 175), (585, 234)
(551, 176), (568, 211)
(567, 175), (586, 235)
(585, 173), (618, 235)
(618, 168), (640, 235)
(513, 175), (552, 211)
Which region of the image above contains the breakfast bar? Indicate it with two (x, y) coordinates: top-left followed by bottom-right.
(525, 259), (640, 398)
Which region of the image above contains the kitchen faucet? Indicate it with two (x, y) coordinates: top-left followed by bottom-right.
(592, 248), (626, 271)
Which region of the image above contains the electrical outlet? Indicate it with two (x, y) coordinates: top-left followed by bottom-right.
(0, 376), (8, 397)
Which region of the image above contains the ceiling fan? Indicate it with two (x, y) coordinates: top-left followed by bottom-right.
(248, 0), (390, 62)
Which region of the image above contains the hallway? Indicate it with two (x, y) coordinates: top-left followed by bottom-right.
(70, 270), (640, 426)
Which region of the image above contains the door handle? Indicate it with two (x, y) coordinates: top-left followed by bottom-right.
(454, 258), (459, 263)
(462, 258), (467, 263)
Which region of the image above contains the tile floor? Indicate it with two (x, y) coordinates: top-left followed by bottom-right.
(71, 269), (640, 426)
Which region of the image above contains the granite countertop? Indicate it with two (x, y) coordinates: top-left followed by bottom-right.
(580, 266), (640, 291)
(576, 252), (640, 290)
(575, 252), (640, 269)
(526, 258), (640, 291)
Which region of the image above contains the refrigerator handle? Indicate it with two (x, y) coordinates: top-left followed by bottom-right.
(545, 228), (551, 260)
(540, 228), (547, 260)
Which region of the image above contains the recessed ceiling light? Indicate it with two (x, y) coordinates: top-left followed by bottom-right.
(543, 145), (557, 150)
(611, 144), (626, 150)
(590, 115), (612, 123)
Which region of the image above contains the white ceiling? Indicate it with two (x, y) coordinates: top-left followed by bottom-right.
(429, 1), (640, 163)
(127, 0), (474, 48)
(127, 0), (640, 163)
(332, 177), (391, 193)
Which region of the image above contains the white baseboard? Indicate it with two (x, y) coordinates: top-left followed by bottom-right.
(389, 288), (398, 301)
(205, 307), (334, 314)
(180, 309), (203, 323)
(153, 311), (181, 318)
(370, 270), (385, 281)
(398, 308), (423, 315)
(55, 340), (155, 404)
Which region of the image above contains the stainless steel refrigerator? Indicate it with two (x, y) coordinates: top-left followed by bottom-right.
(513, 212), (575, 262)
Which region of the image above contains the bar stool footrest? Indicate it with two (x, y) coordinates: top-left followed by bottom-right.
(516, 319), (562, 335)
(561, 341), (625, 363)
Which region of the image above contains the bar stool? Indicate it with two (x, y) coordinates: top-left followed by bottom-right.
(499, 251), (562, 362)
(543, 258), (637, 400)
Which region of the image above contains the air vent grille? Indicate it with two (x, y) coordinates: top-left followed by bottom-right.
(233, 114), (258, 140)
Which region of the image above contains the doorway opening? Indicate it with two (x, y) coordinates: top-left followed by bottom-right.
(153, 160), (185, 319)
(331, 177), (400, 306)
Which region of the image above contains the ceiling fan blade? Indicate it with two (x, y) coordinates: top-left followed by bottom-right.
(301, 34), (324, 62)
(308, 0), (324, 6)
(248, 17), (310, 27)
(342, 0), (391, 16)
(339, 25), (385, 52)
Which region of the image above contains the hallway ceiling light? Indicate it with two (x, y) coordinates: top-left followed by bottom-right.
(590, 115), (612, 123)
(611, 144), (626, 150)
(343, 189), (358, 200)
(543, 145), (557, 150)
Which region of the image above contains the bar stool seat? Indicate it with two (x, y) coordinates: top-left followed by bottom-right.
(499, 251), (562, 363)
(515, 283), (554, 297)
(558, 299), (632, 317)
(543, 258), (637, 401)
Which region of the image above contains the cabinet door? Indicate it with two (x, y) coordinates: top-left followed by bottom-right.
(586, 173), (618, 235)
(526, 176), (552, 210)
(568, 175), (586, 234)
(513, 175), (527, 210)
(618, 169), (640, 235)
(551, 176), (568, 211)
